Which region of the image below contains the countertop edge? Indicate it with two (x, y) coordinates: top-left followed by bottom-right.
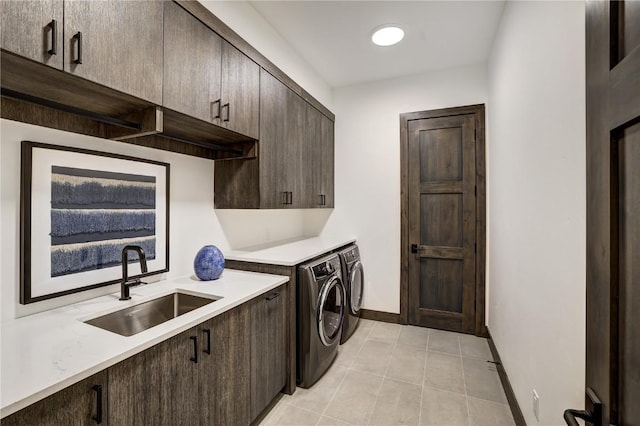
(225, 237), (356, 266)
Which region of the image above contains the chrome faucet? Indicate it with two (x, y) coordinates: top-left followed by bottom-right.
(119, 245), (148, 301)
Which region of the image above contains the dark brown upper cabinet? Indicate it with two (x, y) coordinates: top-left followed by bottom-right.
(163, 3), (259, 140)
(0, 0), (330, 167)
(319, 114), (335, 207)
(257, 68), (295, 208)
(219, 41), (260, 140)
(163, 0), (222, 124)
(304, 104), (335, 208)
(0, 0), (64, 70)
(63, 0), (163, 104)
(214, 69), (334, 209)
(214, 70), (303, 208)
(282, 83), (306, 208)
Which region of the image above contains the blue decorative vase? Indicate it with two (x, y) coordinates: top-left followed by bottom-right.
(194, 245), (225, 281)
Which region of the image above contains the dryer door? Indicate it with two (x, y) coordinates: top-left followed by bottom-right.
(317, 276), (345, 346)
(350, 261), (364, 315)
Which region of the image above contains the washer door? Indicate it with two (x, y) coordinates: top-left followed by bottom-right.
(317, 276), (345, 346)
(349, 261), (364, 315)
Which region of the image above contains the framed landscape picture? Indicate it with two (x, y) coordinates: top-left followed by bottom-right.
(20, 141), (170, 304)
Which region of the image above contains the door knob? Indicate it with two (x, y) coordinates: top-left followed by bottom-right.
(411, 244), (418, 254)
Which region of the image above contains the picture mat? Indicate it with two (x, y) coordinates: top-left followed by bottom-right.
(29, 146), (168, 298)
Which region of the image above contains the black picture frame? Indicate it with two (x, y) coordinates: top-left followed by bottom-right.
(20, 141), (170, 304)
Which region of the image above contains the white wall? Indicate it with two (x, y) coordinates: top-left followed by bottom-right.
(0, 1), (334, 321)
(0, 120), (307, 320)
(487, 1), (586, 424)
(200, 0), (333, 110)
(313, 64), (488, 313)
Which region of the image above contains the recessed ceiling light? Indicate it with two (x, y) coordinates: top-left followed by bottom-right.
(371, 25), (404, 47)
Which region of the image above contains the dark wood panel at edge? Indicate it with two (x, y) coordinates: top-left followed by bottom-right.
(486, 327), (527, 426)
(174, 0), (334, 122)
(225, 260), (297, 397)
(399, 104), (487, 338)
(250, 392), (285, 426)
(360, 309), (403, 324)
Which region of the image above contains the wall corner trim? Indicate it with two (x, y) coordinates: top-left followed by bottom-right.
(486, 327), (527, 426)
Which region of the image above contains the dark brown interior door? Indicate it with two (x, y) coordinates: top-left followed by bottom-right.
(569, 1), (640, 425)
(406, 113), (477, 334)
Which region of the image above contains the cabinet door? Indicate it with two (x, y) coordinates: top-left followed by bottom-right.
(303, 104), (323, 207)
(259, 69), (290, 208)
(108, 326), (201, 425)
(64, 0), (163, 104)
(199, 304), (251, 425)
(163, 1), (222, 123)
(303, 105), (334, 208)
(319, 114), (335, 207)
(220, 41), (260, 139)
(250, 285), (287, 421)
(285, 88), (306, 208)
(2, 371), (107, 426)
(0, 0), (63, 69)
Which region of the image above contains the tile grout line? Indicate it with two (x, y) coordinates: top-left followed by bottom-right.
(349, 366), (427, 386)
(459, 336), (472, 426)
(365, 323), (401, 425)
(264, 328), (377, 424)
(316, 321), (374, 423)
(417, 328), (431, 426)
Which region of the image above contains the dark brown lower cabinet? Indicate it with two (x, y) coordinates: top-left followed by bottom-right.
(2, 287), (288, 425)
(204, 303), (251, 425)
(109, 304), (252, 426)
(2, 371), (107, 426)
(250, 284), (287, 420)
(108, 325), (200, 425)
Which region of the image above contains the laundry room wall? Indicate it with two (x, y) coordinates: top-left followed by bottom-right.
(200, 0), (332, 110)
(487, 0), (586, 424)
(0, 2), (334, 321)
(310, 64), (488, 314)
(195, 0), (337, 249)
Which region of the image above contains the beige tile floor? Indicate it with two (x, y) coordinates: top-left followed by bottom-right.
(260, 319), (515, 426)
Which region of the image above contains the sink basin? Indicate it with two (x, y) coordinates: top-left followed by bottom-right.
(84, 291), (221, 336)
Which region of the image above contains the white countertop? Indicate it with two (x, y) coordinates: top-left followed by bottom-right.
(225, 236), (356, 266)
(1, 269), (289, 418)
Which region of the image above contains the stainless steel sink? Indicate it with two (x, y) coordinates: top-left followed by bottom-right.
(84, 291), (221, 336)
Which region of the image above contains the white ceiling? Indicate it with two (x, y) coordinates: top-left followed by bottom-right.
(249, 1), (506, 88)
